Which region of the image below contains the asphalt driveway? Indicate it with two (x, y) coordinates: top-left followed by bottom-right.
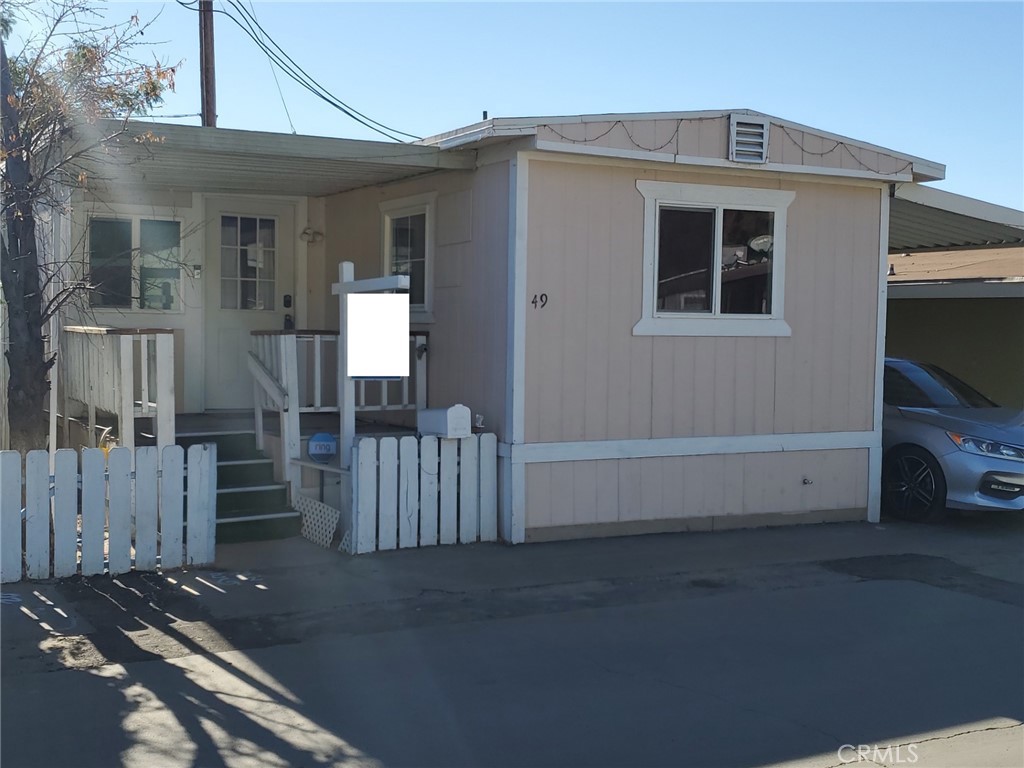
(2, 515), (1022, 767)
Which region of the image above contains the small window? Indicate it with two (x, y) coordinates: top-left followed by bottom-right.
(220, 215), (276, 310)
(635, 181), (794, 337)
(89, 217), (182, 310)
(381, 193), (435, 317)
(89, 219), (133, 307)
(389, 212), (426, 307)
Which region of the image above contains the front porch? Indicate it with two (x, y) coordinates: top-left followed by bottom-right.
(53, 323), (429, 543)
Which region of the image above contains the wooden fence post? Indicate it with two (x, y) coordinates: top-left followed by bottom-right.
(0, 451), (23, 583)
(186, 443), (217, 566)
(160, 445), (185, 570)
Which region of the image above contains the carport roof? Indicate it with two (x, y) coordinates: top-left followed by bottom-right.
(889, 185), (1024, 253)
(79, 120), (476, 197)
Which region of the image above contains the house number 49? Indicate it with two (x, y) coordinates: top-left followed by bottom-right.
(531, 293), (548, 308)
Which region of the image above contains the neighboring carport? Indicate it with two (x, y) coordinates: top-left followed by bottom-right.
(885, 185), (1024, 408)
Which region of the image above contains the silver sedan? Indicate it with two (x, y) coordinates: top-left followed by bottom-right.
(882, 357), (1024, 521)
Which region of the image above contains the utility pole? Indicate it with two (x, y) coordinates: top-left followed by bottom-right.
(199, 0), (217, 127)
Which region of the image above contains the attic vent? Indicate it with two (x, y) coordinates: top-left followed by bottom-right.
(729, 115), (770, 164)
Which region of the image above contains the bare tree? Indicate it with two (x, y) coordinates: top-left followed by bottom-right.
(1, 0), (177, 452)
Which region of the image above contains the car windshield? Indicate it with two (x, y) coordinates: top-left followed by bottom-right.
(884, 361), (998, 408)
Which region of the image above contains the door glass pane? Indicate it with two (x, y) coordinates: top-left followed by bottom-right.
(221, 216), (238, 247)
(221, 247), (238, 277)
(89, 218), (133, 307)
(240, 248), (258, 279)
(139, 219), (181, 310)
(260, 250), (275, 280)
(221, 279), (238, 309)
(258, 218), (276, 248)
(240, 280), (257, 310)
(657, 207), (714, 313)
(721, 209), (774, 315)
(240, 217), (258, 246)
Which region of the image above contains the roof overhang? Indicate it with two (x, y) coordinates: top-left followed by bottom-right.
(889, 185), (1024, 253)
(421, 109), (946, 182)
(75, 120), (476, 197)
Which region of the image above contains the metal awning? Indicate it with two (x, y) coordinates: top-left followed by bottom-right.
(889, 185), (1024, 253)
(77, 120), (476, 197)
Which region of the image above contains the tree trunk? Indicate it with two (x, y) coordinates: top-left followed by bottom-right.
(2, 38), (52, 453)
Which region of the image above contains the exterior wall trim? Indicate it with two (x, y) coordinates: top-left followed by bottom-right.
(887, 281), (1024, 300)
(501, 153), (529, 543)
(868, 189), (890, 523)
(532, 140), (914, 183)
(507, 430), (875, 465)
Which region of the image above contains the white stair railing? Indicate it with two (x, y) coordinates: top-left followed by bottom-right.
(249, 326), (427, 503)
(60, 327), (175, 452)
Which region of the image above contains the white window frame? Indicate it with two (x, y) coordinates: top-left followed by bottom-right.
(634, 180), (795, 337)
(86, 211), (186, 313)
(380, 192), (436, 324)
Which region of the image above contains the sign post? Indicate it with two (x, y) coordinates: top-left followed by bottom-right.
(331, 261), (410, 468)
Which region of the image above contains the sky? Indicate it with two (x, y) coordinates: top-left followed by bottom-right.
(17, 2), (1024, 209)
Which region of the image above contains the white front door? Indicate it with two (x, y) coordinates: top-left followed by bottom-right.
(204, 197), (296, 410)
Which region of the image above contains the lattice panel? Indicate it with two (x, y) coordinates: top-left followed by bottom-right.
(296, 493), (341, 549)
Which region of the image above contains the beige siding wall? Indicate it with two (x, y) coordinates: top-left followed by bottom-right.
(319, 163), (511, 439)
(886, 297), (1024, 409)
(525, 449), (869, 531)
(536, 117), (908, 177)
(524, 160), (883, 444)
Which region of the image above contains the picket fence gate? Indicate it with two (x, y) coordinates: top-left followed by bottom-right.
(349, 433), (498, 554)
(0, 444), (217, 583)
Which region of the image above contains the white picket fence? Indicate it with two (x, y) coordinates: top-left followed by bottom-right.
(0, 444), (217, 583)
(348, 433), (497, 554)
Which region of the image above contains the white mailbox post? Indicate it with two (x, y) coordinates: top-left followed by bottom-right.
(332, 261), (410, 468)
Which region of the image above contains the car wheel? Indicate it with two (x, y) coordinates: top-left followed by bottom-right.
(882, 446), (947, 522)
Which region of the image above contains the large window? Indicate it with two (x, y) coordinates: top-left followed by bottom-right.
(635, 181), (795, 337)
(220, 215), (276, 310)
(89, 217), (182, 310)
(381, 193), (435, 318)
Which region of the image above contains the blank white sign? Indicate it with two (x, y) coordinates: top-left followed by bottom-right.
(347, 294), (409, 377)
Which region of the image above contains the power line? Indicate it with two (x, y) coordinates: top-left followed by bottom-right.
(174, 0), (420, 142)
(245, 0), (296, 134)
(223, 0), (419, 140)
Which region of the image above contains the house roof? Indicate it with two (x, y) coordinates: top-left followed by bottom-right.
(888, 247), (1023, 282)
(78, 117), (1022, 257)
(419, 109), (946, 182)
(80, 120), (475, 197)
(887, 246), (1024, 299)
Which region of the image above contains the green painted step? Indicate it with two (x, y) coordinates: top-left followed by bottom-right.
(217, 458), (276, 488)
(176, 431), (261, 462)
(216, 513), (302, 544)
(216, 485), (289, 512)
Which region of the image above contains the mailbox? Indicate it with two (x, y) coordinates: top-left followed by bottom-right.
(417, 404), (471, 439)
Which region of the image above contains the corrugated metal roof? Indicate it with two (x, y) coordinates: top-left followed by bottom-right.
(889, 185), (1024, 252)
